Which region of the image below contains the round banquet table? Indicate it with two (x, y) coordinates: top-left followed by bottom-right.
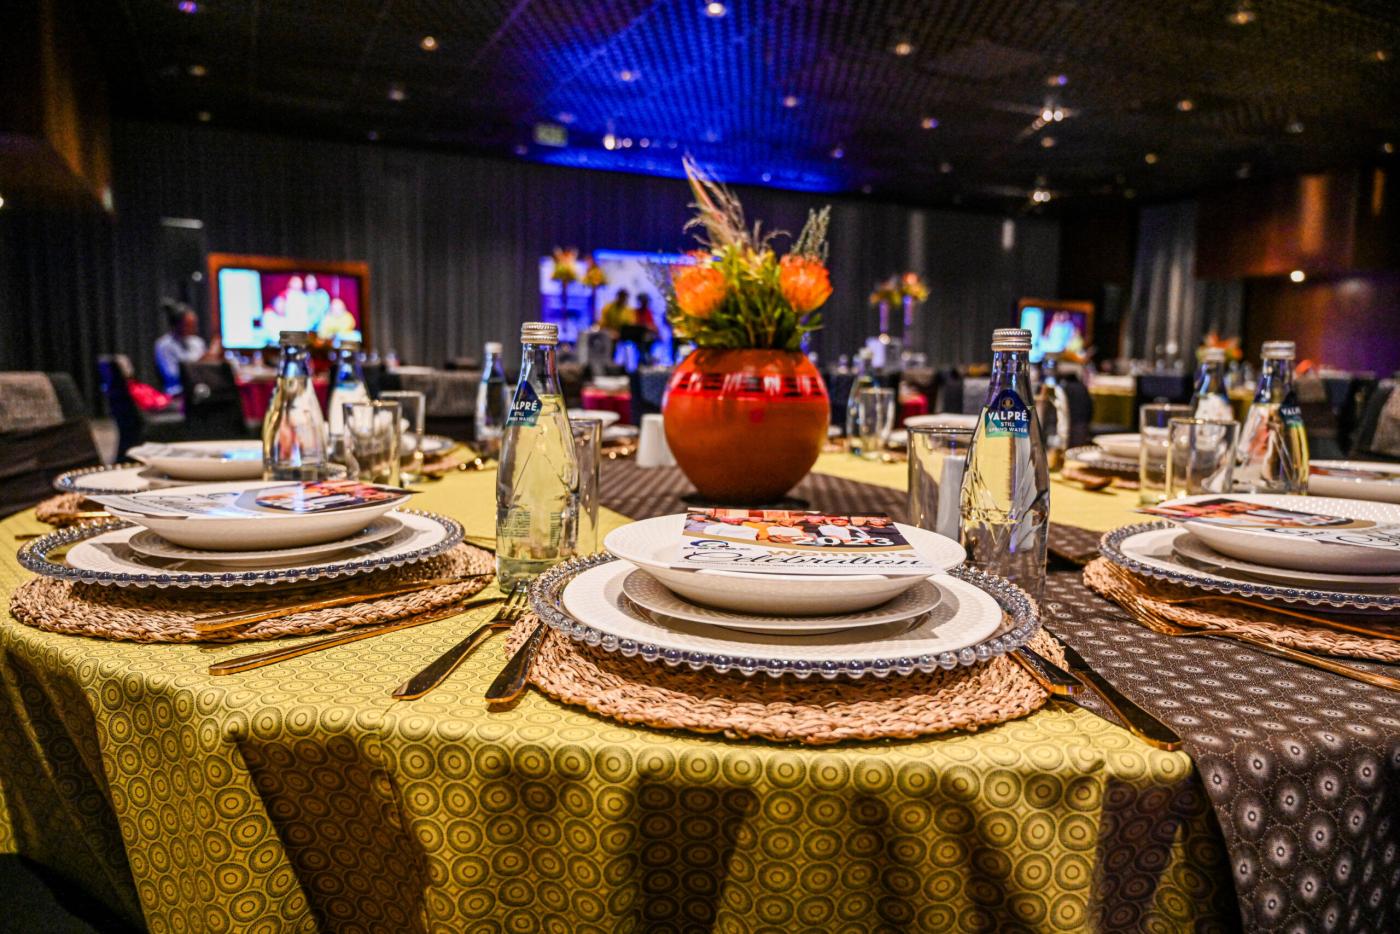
(6, 454), (1376, 933)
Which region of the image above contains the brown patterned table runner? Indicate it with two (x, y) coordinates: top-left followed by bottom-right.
(598, 460), (1400, 932)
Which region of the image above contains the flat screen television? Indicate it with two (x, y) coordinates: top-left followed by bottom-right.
(1016, 297), (1094, 363)
(207, 253), (371, 349)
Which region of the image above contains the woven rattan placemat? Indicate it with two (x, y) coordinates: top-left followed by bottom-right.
(1084, 557), (1400, 662)
(501, 618), (1063, 745)
(9, 543), (494, 643)
(34, 493), (96, 526)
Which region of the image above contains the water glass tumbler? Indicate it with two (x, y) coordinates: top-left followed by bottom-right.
(1166, 417), (1239, 499)
(342, 400), (402, 486)
(852, 387), (896, 460)
(380, 390), (426, 477)
(1138, 403), (1192, 505)
(907, 426), (974, 541)
(570, 417), (603, 555)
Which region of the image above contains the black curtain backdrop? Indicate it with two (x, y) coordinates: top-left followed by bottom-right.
(1, 121), (1058, 401)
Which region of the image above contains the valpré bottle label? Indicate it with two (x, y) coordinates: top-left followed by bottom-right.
(1279, 391), (1304, 428)
(984, 388), (1031, 438)
(506, 381), (543, 428)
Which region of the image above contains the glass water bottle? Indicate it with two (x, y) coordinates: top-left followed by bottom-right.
(1191, 347), (1233, 423)
(1235, 340), (1309, 493)
(474, 341), (510, 460)
(1034, 353), (1070, 472)
(326, 339), (369, 438)
(845, 348), (877, 455)
(262, 330), (329, 480)
(960, 328), (1051, 604)
(495, 323), (579, 589)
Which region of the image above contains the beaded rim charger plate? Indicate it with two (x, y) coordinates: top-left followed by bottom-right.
(1101, 522), (1400, 614)
(17, 509), (463, 588)
(530, 554), (1039, 679)
(54, 463), (187, 495)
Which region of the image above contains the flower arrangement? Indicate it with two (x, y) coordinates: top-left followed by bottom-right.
(582, 258), (608, 289)
(900, 271), (929, 303)
(1197, 331), (1243, 362)
(550, 248), (581, 285)
(869, 272), (929, 305)
(665, 157), (832, 350)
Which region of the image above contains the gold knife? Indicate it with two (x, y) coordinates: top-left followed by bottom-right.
(1052, 637), (1183, 751)
(191, 573), (495, 634)
(208, 596), (499, 676)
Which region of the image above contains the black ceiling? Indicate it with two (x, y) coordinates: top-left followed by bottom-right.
(91, 0), (1400, 208)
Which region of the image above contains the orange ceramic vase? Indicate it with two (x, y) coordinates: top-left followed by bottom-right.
(662, 349), (830, 505)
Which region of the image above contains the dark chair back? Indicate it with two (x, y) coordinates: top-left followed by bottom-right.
(0, 419), (101, 518)
(1060, 377), (1094, 448)
(1350, 381), (1397, 460)
(1132, 373), (1192, 428)
(180, 361), (247, 439)
(960, 378), (990, 414)
(98, 356), (145, 457)
(629, 368), (672, 420)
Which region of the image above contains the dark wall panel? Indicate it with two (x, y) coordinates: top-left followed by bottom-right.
(1, 121), (1058, 399)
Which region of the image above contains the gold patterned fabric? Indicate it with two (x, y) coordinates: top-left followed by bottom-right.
(0, 458), (1234, 932)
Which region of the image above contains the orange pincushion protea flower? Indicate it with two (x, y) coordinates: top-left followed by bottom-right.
(672, 262), (727, 318)
(779, 255), (832, 315)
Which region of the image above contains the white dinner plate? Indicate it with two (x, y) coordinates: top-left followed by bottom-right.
(125, 515), (404, 567)
(620, 568), (944, 634)
(604, 515), (965, 614)
(1171, 531), (1400, 592)
(1309, 460), (1400, 504)
(1095, 433), (1141, 459)
(93, 480), (411, 550)
(24, 510), (461, 589)
(54, 463), (188, 495)
(903, 413), (980, 431)
(561, 561), (1003, 677)
(1104, 523), (1400, 614)
(1065, 446), (1138, 476)
(1158, 494), (1400, 574)
(569, 408), (622, 428)
(127, 440), (265, 481)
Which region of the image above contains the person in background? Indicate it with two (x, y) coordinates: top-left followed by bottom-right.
(303, 273), (331, 333)
(599, 289), (631, 338)
(280, 276), (310, 330)
(154, 300), (210, 395)
(629, 293), (659, 364)
(315, 297), (358, 339)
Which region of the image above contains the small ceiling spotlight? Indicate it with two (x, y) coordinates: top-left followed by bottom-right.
(1227, 3), (1257, 25)
(830, 145), (845, 159)
(419, 35), (438, 51)
(1289, 270), (1306, 283)
(388, 83), (407, 102)
(1383, 142), (1396, 154)
(705, 2), (727, 17)
(1176, 98), (1194, 112)
(1031, 188), (1052, 203)
(602, 133), (617, 150)
(188, 64), (207, 77)
(920, 116), (939, 129)
(1040, 136), (1057, 148)
(617, 69), (639, 82)
(1285, 119), (1304, 134)
(782, 95), (799, 108)
(1046, 73), (1068, 87)
(939, 161), (953, 173)
(892, 41), (914, 57)
(197, 110), (212, 122)
(1144, 152), (1159, 164)
(177, 1), (198, 13)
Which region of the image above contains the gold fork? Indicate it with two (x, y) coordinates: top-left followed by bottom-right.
(392, 584), (530, 700)
(1118, 591), (1400, 693)
(1101, 562), (1400, 643)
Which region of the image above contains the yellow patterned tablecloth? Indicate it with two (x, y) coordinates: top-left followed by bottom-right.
(0, 456), (1234, 932)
